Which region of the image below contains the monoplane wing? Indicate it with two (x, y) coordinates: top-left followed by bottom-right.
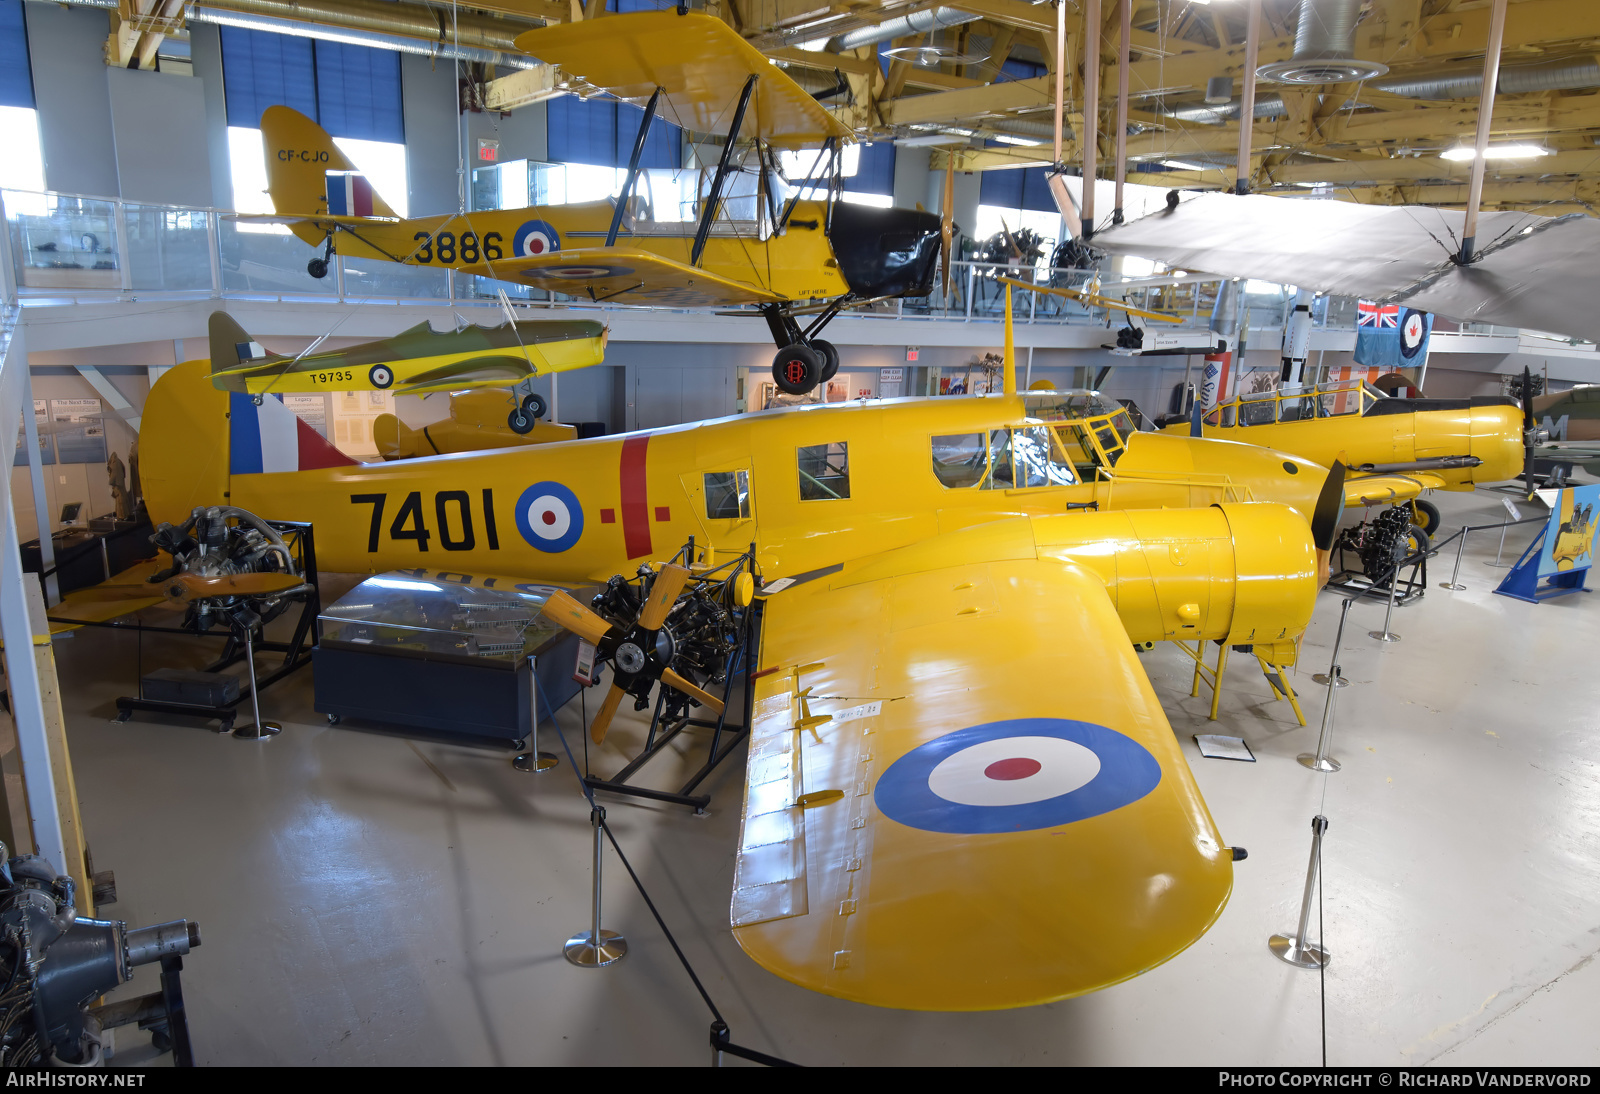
(732, 533), (1234, 1010)
(474, 248), (785, 308)
(513, 10), (851, 149)
(1067, 186), (1600, 344)
(1344, 472), (1457, 508)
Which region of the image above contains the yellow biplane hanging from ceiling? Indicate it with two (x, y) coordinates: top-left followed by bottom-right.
(244, 9), (950, 399)
(127, 287), (1349, 1011)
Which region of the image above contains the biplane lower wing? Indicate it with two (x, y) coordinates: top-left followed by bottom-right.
(733, 527), (1235, 1010)
(461, 249), (785, 309)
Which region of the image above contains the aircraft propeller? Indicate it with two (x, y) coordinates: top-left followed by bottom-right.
(538, 564), (725, 744)
(940, 159), (955, 300)
(79, 570), (306, 607)
(1521, 365), (1540, 498)
(1310, 460), (1347, 586)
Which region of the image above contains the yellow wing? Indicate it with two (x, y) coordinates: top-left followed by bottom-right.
(513, 11), (851, 149)
(471, 248), (784, 308)
(732, 550), (1235, 1010)
(1344, 470), (1448, 507)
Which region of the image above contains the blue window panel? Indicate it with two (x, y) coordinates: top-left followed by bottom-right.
(999, 58), (1046, 82)
(848, 142), (895, 195)
(221, 27), (316, 128)
(314, 40), (404, 144)
(549, 94), (680, 169)
(0, 0), (33, 110)
(980, 167), (1059, 214)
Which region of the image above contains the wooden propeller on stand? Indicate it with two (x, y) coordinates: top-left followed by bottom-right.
(539, 563), (725, 743)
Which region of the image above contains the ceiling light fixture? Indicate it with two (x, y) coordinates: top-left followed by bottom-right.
(1439, 144), (1552, 161)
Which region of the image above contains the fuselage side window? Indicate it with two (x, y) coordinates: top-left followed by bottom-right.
(798, 442), (850, 500)
(1016, 426), (1077, 485)
(931, 433), (987, 488)
(704, 470), (751, 519)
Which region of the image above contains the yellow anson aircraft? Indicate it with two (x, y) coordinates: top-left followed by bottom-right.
(251, 10), (945, 398)
(139, 301), (1342, 1010)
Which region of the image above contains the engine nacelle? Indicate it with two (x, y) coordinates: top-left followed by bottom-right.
(1032, 501), (1318, 646)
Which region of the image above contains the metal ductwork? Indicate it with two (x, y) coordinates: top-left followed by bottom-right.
(1257, 0), (1387, 84)
(36, 0), (544, 68)
(828, 7), (982, 54)
(1374, 55), (1600, 99)
(1165, 96), (1288, 123)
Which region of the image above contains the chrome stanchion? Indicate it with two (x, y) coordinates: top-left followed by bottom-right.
(513, 655), (557, 773)
(1368, 563), (1402, 642)
(564, 805), (627, 967)
(1440, 526), (1469, 591)
(1298, 662), (1343, 772)
(232, 621), (281, 740)
(1312, 598), (1352, 689)
(1488, 520), (1512, 568)
(1269, 815), (1331, 969)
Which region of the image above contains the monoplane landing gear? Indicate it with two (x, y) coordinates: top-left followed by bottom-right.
(772, 343), (823, 396)
(812, 339), (840, 382)
(307, 236), (334, 280)
(1410, 497), (1441, 536)
(507, 383), (548, 434)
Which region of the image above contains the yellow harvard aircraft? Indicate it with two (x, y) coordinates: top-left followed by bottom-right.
(250, 9), (946, 398)
(138, 299), (1343, 1009)
(1162, 378), (1527, 532)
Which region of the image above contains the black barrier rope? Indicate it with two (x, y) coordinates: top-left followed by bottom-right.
(537, 685), (800, 1067)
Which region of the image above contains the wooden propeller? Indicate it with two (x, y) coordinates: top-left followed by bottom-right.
(537, 565), (724, 745)
(78, 570), (303, 606)
(940, 158), (955, 299)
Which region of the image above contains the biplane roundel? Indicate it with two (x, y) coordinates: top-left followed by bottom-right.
(874, 718), (1162, 834)
(511, 219), (561, 258)
(515, 481), (584, 553)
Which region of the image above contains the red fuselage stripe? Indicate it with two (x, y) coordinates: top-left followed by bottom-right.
(620, 435), (652, 558)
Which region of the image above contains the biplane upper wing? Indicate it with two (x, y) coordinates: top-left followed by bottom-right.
(513, 10), (852, 149)
(228, 213), (401, 228)
(732, 523), (1234, 1010)
(1069, 186), (1600, 344)
(465, 248), (785, 308)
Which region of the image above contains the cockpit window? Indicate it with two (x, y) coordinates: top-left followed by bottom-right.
(704, 470), (751, 519)
(984, 428), (1078, 489)
(931, 434), (987, 488)
(798, 442), (850, 500)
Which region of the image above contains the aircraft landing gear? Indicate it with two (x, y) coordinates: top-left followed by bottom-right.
(772, 343), (823, 396)
(1410, 497), (1441, 536)
(508, 406), (536, 434)
(506, 382), (547, 434)
(812, 339), (840, 382)
(521, 392), (548, 419)
(307, 237), (334, 280)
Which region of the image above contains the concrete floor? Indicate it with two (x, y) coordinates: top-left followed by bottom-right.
(51, 484), (1600, 1066)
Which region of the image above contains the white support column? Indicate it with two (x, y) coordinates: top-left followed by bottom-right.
(73, 364), (140, 432)
(20, 367), (56, 605)
(0, 328), (67, 874)
(1236, 0), (1262, 194)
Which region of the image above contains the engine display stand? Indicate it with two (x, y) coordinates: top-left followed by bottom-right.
(87, 952), (195, 1066)
(583, 548), (761, 813)
(84, 522), (322, 733)
(1326, 543), (1428, 606)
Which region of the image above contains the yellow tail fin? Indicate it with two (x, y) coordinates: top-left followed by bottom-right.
(259, 106), (395, 244)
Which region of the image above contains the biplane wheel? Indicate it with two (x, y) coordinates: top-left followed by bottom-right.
(772, 343), (822, 395)
(507, 407), (536, 435)
(306, 257), (329, 279)
(521, 393), (547, 420)
(812, 339), (840, 382)
(1410, 498), (1440, 536)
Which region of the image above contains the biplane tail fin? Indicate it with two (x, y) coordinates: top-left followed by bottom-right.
(259, 106), (395, 243)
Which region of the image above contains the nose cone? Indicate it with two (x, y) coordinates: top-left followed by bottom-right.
(1470, 404), (1526, 483)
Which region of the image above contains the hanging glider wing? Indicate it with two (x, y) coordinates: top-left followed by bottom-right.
(513, 10), (852, 149)
(1061, 186), (1600, 345)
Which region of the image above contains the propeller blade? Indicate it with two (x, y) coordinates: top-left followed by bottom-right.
(1000, 217), (1022, 263)
(1522, 365), (1538, 497)
(1310, 460), (1347, 551)
(637, 563), (689, 631)
(661, 668), (726, 715)
(590, 683), (627, 744)
(940, 159), (955, 299)
(539, 589), (614, 646)
(167, 571), (304, 601)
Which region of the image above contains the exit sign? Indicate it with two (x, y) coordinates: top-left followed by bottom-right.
(905, 347), (919, 362)
(477, 138), (500, 163)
